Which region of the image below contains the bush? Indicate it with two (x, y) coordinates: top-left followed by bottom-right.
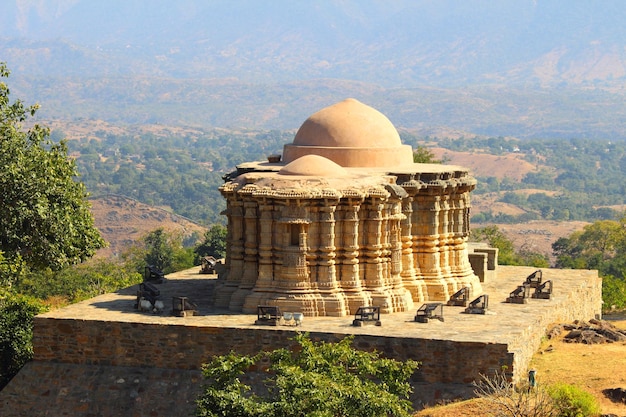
(601, 274), (626, 313)
(474, 372), (602, 417)
(16, 259), (142, 304)
(0, 291), (47, 389)
(547, 383), (600, 417)
(473, 371), (558, 417)
(196, 333), (419, 417)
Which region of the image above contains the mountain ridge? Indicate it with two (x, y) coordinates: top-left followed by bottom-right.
(3, 0), (626, 87)
(2, 1), (626, 139)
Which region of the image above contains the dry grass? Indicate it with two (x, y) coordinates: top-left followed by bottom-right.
(89, 194), (207, 258)
(413, 318), (626, 417)
(431, 148), (537, 181)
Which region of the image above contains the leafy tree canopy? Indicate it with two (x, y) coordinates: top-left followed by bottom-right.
(472, 225), (549, 268)
(413, 145), (442, 163)
(552, 215), (626, 312)
(0, 291), (47, 389)
(194, 224), (227, 260)
(0, 63), (105, 279)
(122, 227), (196, 275)
(196, 333), (419, 417)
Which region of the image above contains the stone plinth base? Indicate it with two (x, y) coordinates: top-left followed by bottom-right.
(0, 266), (601, 416)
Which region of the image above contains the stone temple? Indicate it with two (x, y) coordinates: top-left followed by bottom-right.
(0, 99), (603, 416)
(214, 98), (483, 316)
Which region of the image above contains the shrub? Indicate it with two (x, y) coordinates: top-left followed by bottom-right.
(196, 333), (419, 417)
(601, 274), (626, 313)
(473, 371), (558, 417)
(16, 259), (142, 304)
(547, 383), (601, 417)
(0, 291), (47, 389)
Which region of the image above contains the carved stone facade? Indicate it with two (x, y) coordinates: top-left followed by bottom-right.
(214, 99), (482, 316)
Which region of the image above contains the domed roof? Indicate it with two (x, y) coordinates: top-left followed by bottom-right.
(282, 98), (414, 168)
(279, 155), (347, 177)
(292, 98), (402, 148)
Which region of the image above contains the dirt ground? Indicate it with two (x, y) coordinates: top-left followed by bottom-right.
(414, 318), (626, 416)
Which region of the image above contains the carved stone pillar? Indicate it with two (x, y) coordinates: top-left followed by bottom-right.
(400, 194), (426, 302)
(229, 200), (259, 311)
(314, 201), (348, 316)
(337, 200), (370, 313)
(386, 197), (413, 313)
(415, 191), (451, 300)
(214, 197), (244, 308)
(317, 203), (337, 290)
(438, 194), (452, 277)
(242, 200), (275, 311)
(362, 198), (385, 290)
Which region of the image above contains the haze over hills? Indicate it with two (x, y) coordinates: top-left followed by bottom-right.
(2, 0), (626, 137)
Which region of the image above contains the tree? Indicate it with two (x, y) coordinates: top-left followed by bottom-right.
(196, 333), (419, 417)
(0, 63), (105, 282)
(122, 228), (196, 275)
(472, 225), (518, 265)
(144, 228), (175, 272)
(194, 224), (227, 260)
(552, 216), (626, 313)
(413, 146), (443, 163)
(0, 291), (46, 389)
(553, 218), (626, 275)
(472, 225), (549, 268)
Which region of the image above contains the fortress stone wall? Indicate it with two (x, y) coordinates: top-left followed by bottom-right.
(0, 99), (604, 416)
(0, 266), (601, 416)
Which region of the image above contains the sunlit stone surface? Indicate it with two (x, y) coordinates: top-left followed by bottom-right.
(215, 98), (481, 316)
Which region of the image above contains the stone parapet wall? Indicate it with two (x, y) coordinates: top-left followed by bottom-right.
(33, 318), (512, 387)
(504, 266), (603, 379)
(0, 362), (203, 417)
(4, 265), (600, 413)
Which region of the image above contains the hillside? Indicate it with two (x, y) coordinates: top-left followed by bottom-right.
(415, 318), (626, 417)
(58, 122), (607, 261)
(3, 1), (626, 87)
(90, 195), (207, 258)
(431, 148), (537, 181)
(3, 1), (626, 139)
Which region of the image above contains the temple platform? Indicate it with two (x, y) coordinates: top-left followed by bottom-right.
(0, 265), (601, 416)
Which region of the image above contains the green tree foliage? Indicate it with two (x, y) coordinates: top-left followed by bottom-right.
(0, 63), (105, 281)
(600, 274), (626, 312)
(196, 333), (419, 417)
(547, 383), (601, 417)
(144, 228), (175, 272)
(15, 259), (142, 304)
(473, 371), (600, 417)
(472, 225), (549, 267)
(122, 228), (196, 275)
(413, 145), (442, 163)
(0, 250), (26, 290)
(552, 216), (626, 312)
(553, 219), (626, 276)
(194, 224), (227, 260)
(0, 291), (47, 390)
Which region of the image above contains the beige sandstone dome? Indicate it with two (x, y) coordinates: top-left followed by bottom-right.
(283, 98), (414, 168)
(278, 154), (348, 177)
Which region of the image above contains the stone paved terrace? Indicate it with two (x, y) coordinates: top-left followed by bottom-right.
(0, 265), (601, 416)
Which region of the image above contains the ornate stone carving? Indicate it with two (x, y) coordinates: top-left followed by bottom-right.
(215, 98), (482, 316)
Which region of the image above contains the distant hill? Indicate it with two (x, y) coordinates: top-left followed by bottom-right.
(2, 1), (626, 139)
(3, 0), (626, 87)
(90, 195), (206, 258)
